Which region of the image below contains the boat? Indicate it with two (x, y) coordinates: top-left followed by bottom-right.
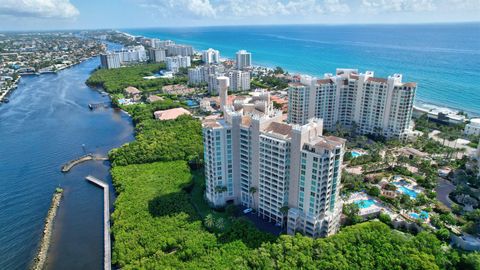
(3, 98), (9, 103)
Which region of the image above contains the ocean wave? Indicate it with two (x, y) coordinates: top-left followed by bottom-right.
(263, 34), (480, 55)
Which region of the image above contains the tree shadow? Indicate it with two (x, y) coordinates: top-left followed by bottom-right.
(147, 187), (198, 224)
(147, 172), (278, 250)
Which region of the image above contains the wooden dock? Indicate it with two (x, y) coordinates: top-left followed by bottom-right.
(85, 176), (111, 270)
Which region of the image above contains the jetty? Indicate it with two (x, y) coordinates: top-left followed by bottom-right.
(85, 176), (111, 270)
(31, 189), (63, 270)
(89, 102), (109, 110)
(61, 154), (108, 172)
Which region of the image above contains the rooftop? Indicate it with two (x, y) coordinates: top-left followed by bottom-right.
(124, 86), (141, 95)
(154, 107), (191, 121)
(264, 122), (292, 138)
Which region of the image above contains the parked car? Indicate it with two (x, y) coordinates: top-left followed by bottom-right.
(243, 208), (253, 214)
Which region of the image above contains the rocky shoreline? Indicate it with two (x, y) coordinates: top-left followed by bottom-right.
(30, 189), (63, 270)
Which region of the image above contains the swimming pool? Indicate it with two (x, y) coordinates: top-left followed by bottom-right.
(398, 186), (418, 199)
(392, 181), (418, 199)
(186, 99), (198, 107)
(351, 151), (363, 158)
(354, 199), (375, 209)
(410, 211), (429, 220)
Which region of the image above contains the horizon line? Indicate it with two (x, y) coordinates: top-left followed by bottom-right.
(1, 20), (479, 33)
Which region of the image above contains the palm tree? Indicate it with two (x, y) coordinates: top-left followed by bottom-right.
(215, 217), (225, 231)
(204, 214), (215, 229)
(351, 121), (359, 138)
(384, 149), (395, 168)
(249, 186), (257, 209)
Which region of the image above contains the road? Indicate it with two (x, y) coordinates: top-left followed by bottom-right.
(435, 177), (455, 208)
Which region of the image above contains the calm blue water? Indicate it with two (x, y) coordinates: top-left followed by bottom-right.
(392, 181), (419, 199)
(0, 57), (134, 269)
(125, 23), (480, 115)
(354, 199), (375, 209)
(351, 151), (363, 158)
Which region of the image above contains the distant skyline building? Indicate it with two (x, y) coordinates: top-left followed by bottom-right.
(188, 65), (223, 87)
(228, 70), (251, 92)
(188, 66), (203, 85)
(147, 48), (166, 62)
(100, 52), (121, 69)
(166, 55), (191, 73)
(148, 38), (175, 49)
(202, 48), (220, 64)
(288, 69), (417, 139)
(207, 74), (219, 95)
(202, 85), (345, 238)
(236, 49), (252, 69)
(464, 118), (480, 136)
(166, 44), (194, 56)
(117, 45), (147, 63)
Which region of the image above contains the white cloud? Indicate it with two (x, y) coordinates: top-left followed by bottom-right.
(0, 0), (79, 19)
(138, 0), (351, 19)
(360, 0), (480, 13)
(361, 0), (435, 13)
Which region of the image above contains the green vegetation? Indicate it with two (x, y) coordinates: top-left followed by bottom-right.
(111, 160), (469, 269)
(104, 71), (478, 269)
(109, 115), (203, 166)
(415, 114), (465, 139)
(111, 161), (275, 269)
(119, 98), (181, 124)
(86, 64), (187, 94)
(249, 222), (464, 270)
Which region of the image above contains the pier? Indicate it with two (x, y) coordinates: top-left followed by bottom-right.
(61, 154), (108, 172)
(85, 176), (111, 270)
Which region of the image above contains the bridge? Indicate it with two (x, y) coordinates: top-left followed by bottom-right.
(85, 175), (111, 270)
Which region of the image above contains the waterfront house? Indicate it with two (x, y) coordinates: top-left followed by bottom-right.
(146, 95), (163, 103)
(124, 86), (141, 102)
(154, 107), (191, 120)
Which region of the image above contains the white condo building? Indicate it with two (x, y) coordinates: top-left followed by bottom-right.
(100, 53), (121, 69)
(236, 50), (252, 70)
(166, 55), (191, 73)
(288, 69), (417, 139)
(202, 48), (220, 64)
(202, 79), (345, 238)
(228, 70), (251, 92)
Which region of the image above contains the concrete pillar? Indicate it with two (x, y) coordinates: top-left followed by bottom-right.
(217, 76), (229, 113)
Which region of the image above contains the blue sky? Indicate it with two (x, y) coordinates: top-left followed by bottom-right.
(0, 0), (479, 31)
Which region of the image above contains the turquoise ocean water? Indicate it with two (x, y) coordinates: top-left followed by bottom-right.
(125, 23), (480, 116)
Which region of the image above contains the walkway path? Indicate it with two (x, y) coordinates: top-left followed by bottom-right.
(85, 176), (111, 270)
